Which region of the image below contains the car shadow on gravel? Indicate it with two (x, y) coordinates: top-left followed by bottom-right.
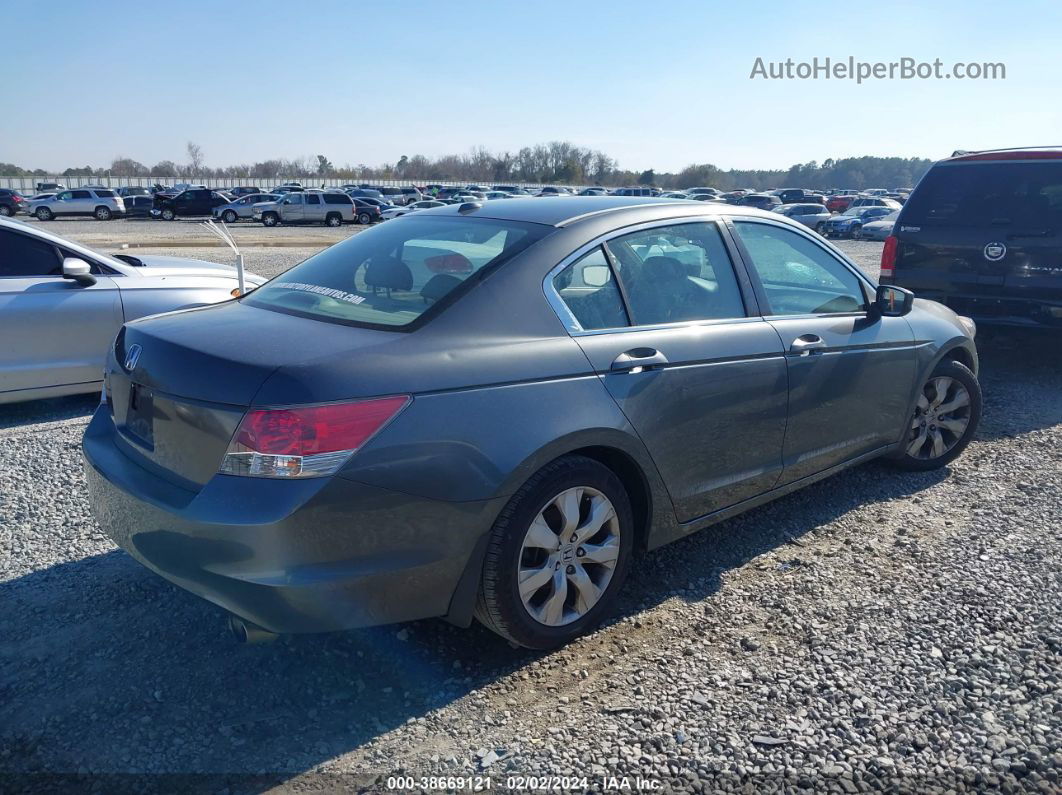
(2, 330), (1059, 784)
(0, 456), (953, 783)
(973, 330), (1062, 439)
(0, 394), (97, 431)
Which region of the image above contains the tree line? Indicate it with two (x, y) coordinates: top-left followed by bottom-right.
(1, 141), (934, 190)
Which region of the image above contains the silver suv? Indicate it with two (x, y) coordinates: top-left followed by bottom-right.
(30, 188), (126, 221)
(253, 191), (355, 227)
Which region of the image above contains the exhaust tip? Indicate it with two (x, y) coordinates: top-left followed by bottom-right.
(227, 614), (278, 644)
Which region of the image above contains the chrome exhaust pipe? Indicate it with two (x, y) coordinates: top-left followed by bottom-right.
(227, 614), (278, 644)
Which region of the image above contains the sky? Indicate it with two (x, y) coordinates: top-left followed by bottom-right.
(2, 0), (1061, 174)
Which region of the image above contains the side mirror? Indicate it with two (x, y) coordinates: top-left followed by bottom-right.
(62, 257), (96, 286)
(874, 284), (914, 317)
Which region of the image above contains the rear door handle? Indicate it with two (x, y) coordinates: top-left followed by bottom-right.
(789, 334), (827, 356)
(611, 347), (669, 372)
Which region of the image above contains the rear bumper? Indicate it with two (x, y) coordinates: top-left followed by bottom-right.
(82, 407), (501, 634)
(889, 287), (1062, 328)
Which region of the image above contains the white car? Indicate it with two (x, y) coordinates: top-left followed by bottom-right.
(0, 217), (267, 404)
(861, 210), (900, 241)
(380, 199), (446, 220)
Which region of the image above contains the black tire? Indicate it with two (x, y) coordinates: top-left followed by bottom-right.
(222, 210), (238, 224)
(325, 212), (342, 227)
(0, 205), (12, 217)
(357, 211), (371, 225)
(36, 207), (53, 221)
(262, 212), (279, 227)
(849, 224), (863, 240)
(95, 206), (112, 220)
(888, 359), (982, 471)
(161, 207), (176, 221)
(475, 455), (635, 649)
(815, 222), (825, 234)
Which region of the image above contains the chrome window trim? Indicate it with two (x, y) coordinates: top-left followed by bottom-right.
(543, 215), (755, 336)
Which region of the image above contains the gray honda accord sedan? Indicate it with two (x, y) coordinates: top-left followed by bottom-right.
(83, 197), (981, 648)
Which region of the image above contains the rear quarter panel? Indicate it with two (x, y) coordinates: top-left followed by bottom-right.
(338, 373), (678, 547)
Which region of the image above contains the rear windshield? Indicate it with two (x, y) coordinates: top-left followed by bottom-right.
(903, 161), (1062, 229)
(246, 217), (549, 328)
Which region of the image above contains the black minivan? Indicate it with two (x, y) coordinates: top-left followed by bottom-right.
(881, 148), (1062, 328)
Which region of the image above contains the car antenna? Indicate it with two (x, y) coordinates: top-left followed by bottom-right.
(201, 219), (246, 296)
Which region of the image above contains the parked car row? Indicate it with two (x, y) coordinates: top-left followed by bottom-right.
(3, 180), (909, 238)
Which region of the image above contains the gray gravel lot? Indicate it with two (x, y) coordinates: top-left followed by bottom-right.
(1, 225), (1059, 792)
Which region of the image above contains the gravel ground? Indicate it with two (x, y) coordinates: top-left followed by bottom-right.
(1, 234), (1059, 793)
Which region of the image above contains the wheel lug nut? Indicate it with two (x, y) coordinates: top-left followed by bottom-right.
(566, 565), (576, 575)
(576, 547), (586, 557)
(569, 534), (577, 543)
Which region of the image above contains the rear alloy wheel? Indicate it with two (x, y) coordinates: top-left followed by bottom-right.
(161, 208), (176, 221)
(36, 207), (53, 221)
(326, 213), (342, 227)
(222, 210), (238, 224)
(815, 221), (825, 234)
(357, 211), (371, 225)
(890, 359), (981, 471)
(262, 212), (279, 227)
(0, 205), (12, 217)
(476, 455), (634, 649)
(95, 206), (112, 220)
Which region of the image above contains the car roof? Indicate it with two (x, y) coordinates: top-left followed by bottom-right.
(946, 146), (1062, 162)
(412, 196), (786, 228)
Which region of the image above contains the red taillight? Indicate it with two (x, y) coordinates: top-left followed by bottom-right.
(221, 396), (410, 478)
(425, 253), (473, 274)
(880, 235), (898, 279)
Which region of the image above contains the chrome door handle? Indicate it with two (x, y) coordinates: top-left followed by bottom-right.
(611, 347), (669, 372)
(790, 334), (827, 356)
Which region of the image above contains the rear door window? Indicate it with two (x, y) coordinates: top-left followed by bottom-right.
(246, 217), (548, 328)
(72, 190), (91, 199)
(605, 222), (747, 325)
(305, 193), (321, 205)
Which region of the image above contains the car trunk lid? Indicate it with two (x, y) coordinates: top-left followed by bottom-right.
(107, 301), (402, 488)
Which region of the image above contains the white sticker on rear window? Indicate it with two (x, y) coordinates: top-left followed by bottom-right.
(273, 281), (366, 305)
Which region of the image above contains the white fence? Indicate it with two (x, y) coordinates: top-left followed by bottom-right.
(0, 175), (579, 192)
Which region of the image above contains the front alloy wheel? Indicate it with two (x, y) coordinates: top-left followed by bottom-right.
(891, 359), (981, 471)
(476, 455), (634, 648)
